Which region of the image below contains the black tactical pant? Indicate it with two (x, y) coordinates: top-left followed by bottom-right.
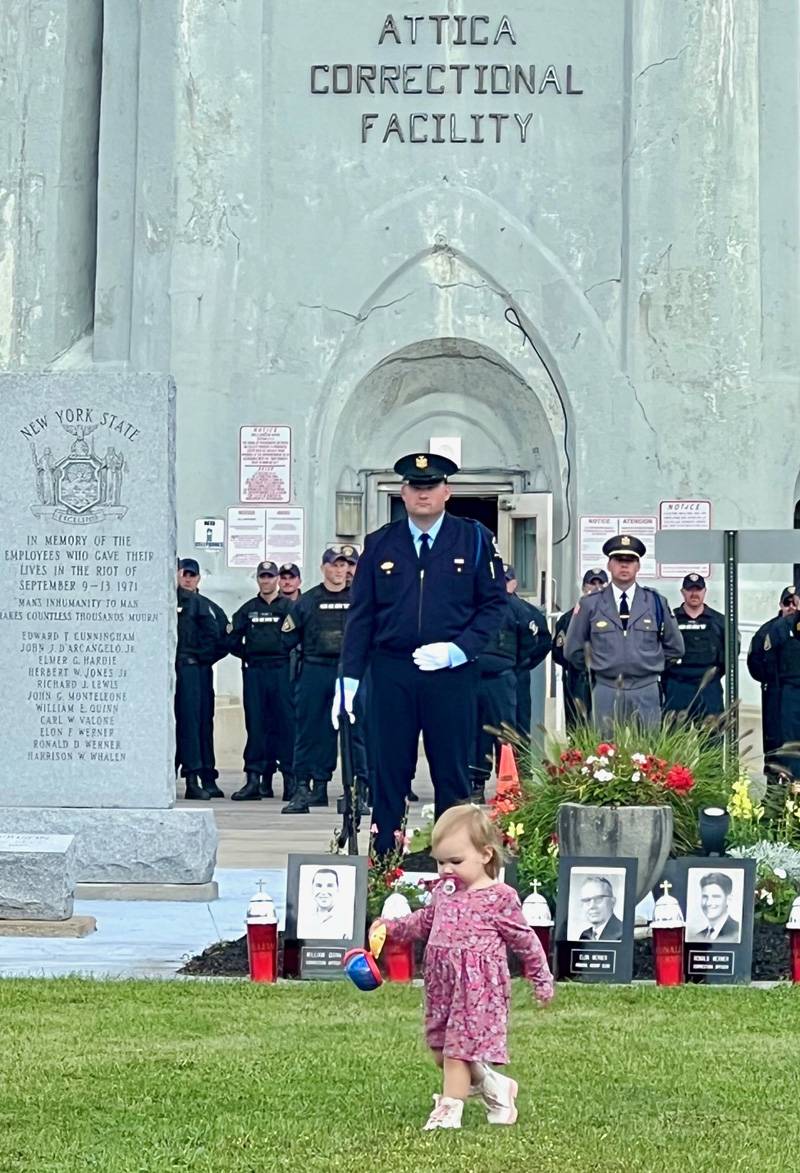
(663, 674), (723, 722)
(471, 669), (516, 786)
(175, 661), (212, 776)
(515, 667), (531, 735)
(563, 665), (592, 730)
(370, 653), (478, 855)
(200, 665), (218, 785)
(293, 660), (339, 782)
(242, 660), (295, 778)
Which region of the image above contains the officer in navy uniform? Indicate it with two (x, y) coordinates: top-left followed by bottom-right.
(196, 589), (230, 798)
(339, 452), (508, 856)
(662, 573), (727, 722)
(281, 546), (359, 814)
(228, 561), (294, 801)
(503, 565), (551, 737)
(175, 558), (221, 800)
(552, 568), (608, 730)
(470, 566), (552, 801)
(747, 586), (799, 764)
(750, 586), (800, 768)
(564, 535), (684, 732)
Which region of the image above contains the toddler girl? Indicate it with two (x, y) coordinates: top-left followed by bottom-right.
(376, 803), (554, 1131)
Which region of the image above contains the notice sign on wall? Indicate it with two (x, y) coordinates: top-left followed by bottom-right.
(239, 426), (291, 503)
(658, 500), (712, 579)
(579, 516), (658, 579)
(227, 506), (305, 571)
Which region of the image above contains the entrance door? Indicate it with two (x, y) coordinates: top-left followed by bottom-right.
(495, 493), (554, 615)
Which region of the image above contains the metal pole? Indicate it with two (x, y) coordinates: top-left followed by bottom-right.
(724, 530), (739, 765)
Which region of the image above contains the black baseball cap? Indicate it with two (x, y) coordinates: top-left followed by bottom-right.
(322, 545), (359, 565)
(279, 563), (301, 578)
(780, 585), (798, 605)
(178, 558), (200, 575)
(256, 561), (279, 578)
(602, 534), (646, 559)
(682, 573), (706, 590)
(583, 567), (609, 586)
(393, 451), (459, 486)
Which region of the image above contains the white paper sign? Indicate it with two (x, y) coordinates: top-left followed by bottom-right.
(579, 515), (658, 579)
(658, 500), (712, 579)
(266, 507), (304, 574)
(239, 425), (291, 503)
(227, 507), (266, 568)
(194, 517), (225, 550)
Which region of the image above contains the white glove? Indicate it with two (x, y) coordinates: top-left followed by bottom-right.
(331, 677), (359, 729)
(413, 642), (454, 672)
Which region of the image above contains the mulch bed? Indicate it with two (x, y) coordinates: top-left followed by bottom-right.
(179, 921), (792, 982)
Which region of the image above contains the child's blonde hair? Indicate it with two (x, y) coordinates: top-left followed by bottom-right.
(431, 804), (505, 879)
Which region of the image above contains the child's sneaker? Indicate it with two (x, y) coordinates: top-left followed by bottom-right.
(422, 1094), (464, 1130)
(475, 1067), (518, 1125)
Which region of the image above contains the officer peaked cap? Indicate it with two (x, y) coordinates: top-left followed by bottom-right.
(394, 452), (459, 485)
(602, 534), (646, 559)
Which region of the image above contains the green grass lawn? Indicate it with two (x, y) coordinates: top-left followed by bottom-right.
(1, 979), (800, 1172)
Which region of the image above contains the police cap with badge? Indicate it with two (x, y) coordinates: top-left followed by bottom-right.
(279, 562), (301, 578)
(394, 452), (459, 485)
(682, 573), (706, 590)
(781, 585), (798, 605)
(178, 557), (200, 576)
(602, 534), (646, 559)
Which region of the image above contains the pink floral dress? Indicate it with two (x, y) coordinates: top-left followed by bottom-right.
(385, 881), (554, 1064)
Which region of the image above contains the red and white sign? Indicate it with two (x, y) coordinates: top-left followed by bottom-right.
(239, 426), (291, 503)
(658, 500), (712, 579)
(580, 515), (658, 579)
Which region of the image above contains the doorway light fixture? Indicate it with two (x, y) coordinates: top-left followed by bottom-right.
(335, 490), (363, 538)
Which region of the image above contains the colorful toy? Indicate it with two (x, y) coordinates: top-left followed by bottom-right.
(342, 947), (383, 991)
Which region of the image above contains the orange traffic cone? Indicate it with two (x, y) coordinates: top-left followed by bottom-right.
(497, 743), (519, 786)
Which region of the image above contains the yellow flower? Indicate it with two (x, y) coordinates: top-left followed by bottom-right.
(507, 821), (524, 841)
(727, 776), (763, 823)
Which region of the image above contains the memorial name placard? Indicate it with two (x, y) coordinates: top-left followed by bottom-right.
(0, 375), (175, 809)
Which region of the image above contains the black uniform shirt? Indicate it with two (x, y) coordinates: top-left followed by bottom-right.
(281, 583), (352, 663)
(229, 593), (292, 666)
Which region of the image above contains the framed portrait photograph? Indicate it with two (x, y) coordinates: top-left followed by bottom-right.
(285, 854), (368, 980)
(685, 866), (744, 945)
(665, 856), (756, 985)
(554, 856), (638, 984)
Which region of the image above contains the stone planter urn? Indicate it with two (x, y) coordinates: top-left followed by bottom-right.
(556, 803), (673, 903)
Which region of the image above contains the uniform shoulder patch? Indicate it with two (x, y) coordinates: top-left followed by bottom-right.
(528, 621), (539, 636)
(281, 615), (296, 633)
(555, 632), (565, 647)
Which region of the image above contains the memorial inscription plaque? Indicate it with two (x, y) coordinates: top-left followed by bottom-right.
(0, 373), (216, 884)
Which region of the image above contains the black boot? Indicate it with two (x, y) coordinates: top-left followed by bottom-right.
(408, 789), (419, 802)
(470, 781), (487, 804)
(282, 779), (312, 814)
(355, 777), (371, 817)
(307, 779), (328, 808)
(259, 772), (275, 799)
(203, 773), (225, 799)
(231, 771), (263, 801)
(184, 774), (211, 801)
(281, 774), (295, 803)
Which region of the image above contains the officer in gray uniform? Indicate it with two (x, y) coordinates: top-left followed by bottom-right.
(564, 534), (684, 731)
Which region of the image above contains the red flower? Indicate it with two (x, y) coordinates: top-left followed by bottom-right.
(596, 742), (616, 756)
(663, 765), (695, 792)
(559, 748), (584, 766)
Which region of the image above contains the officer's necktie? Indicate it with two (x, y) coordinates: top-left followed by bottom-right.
(418, 532), (431, 568)
(619, 590), (629, 631)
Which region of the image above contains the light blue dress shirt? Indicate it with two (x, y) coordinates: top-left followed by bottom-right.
(407, 515), (467, 667)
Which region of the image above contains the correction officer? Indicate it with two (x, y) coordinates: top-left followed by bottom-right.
(662, 573), (727, 722)
(564, 534), (684, 731)
(339, 452), (508, 855)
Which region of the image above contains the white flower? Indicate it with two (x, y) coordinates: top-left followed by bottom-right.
(594, 769), (614, 783)
(631, 771), (641, 783)
(580, 766), (590, 775)
(606, 748), (616, 757)
(585, 756), (597, 765)
(759, 889), (769, 900)
(631, 753), (648, 766)
(420, 804), (436, 822)
(767, 893), (775, 906)
(774, 867), (788, 880)
(597, 755), (608, 766)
